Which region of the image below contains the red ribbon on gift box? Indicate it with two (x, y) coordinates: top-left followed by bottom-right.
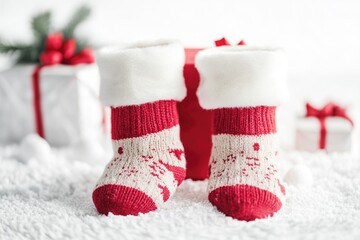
(32, 32), (99, 139)
(305, 102), (354, 149)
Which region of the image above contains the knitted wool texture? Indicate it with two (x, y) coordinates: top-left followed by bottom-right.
(196, 46), (287, 221)
(93, 41), (186, 216)
(93, 100), (186, 215)
(208, 106), (285, 221)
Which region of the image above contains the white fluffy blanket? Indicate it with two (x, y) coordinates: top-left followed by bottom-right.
(1, 142), (360, 240)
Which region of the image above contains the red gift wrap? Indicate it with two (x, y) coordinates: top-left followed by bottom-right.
(180, 39), (246, 180)
(178, 49), (212, 180)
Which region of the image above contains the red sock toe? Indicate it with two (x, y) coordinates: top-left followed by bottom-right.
(208, 184), (282, 221)
(92, 184), (157, 216)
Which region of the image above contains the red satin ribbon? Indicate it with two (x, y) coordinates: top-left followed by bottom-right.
(32, 66), (45, 137)
(305, 102), (354, 149)
(215, 37), (246, 46)
(32, 33), (95, 138)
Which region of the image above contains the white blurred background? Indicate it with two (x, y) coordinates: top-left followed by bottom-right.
(0, 0), (359, 149)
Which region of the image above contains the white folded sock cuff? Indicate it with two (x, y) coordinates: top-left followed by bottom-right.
(195, 46), (288, 109)
(96, 40), (186, 107)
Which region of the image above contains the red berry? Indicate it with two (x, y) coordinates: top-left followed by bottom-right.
(45, 33), (63, 51)
(40, 51), (63, 66)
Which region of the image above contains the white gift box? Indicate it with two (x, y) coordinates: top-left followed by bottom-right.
(295, 116), (354, 152)
(0, 64), (105, 146)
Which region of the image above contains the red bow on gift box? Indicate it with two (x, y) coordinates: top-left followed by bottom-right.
(32, 33), (96, 138)
(215, 37), (246, 47)
(305, 102), (354, 149)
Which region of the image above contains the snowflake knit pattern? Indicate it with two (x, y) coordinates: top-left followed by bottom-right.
(93, 41), (187, 215)
(93, 100), (186, 215)
(208, 106), (285, 220)
(195, 46), (288, 221)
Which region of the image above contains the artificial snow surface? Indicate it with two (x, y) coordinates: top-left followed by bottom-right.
(1, 140), (360, 240)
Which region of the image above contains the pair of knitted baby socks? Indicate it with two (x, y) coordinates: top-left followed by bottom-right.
(92, 41), (287, 221)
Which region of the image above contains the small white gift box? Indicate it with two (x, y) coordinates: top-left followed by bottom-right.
(0, 64), (105, 146)
(295, 103), (355, 152)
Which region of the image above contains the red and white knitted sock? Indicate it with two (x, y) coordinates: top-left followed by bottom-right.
(93, 41), (186, 216)
(196, 46), (288, 221)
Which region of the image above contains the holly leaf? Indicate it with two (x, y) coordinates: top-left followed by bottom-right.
(17, 47), (40, 63)
(74, 38), (89, 52)
(0, 40), (39, 63)
(62, 5), (91, 39)
(0, 40), (32, 55)
(31, 11), (51, 41)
